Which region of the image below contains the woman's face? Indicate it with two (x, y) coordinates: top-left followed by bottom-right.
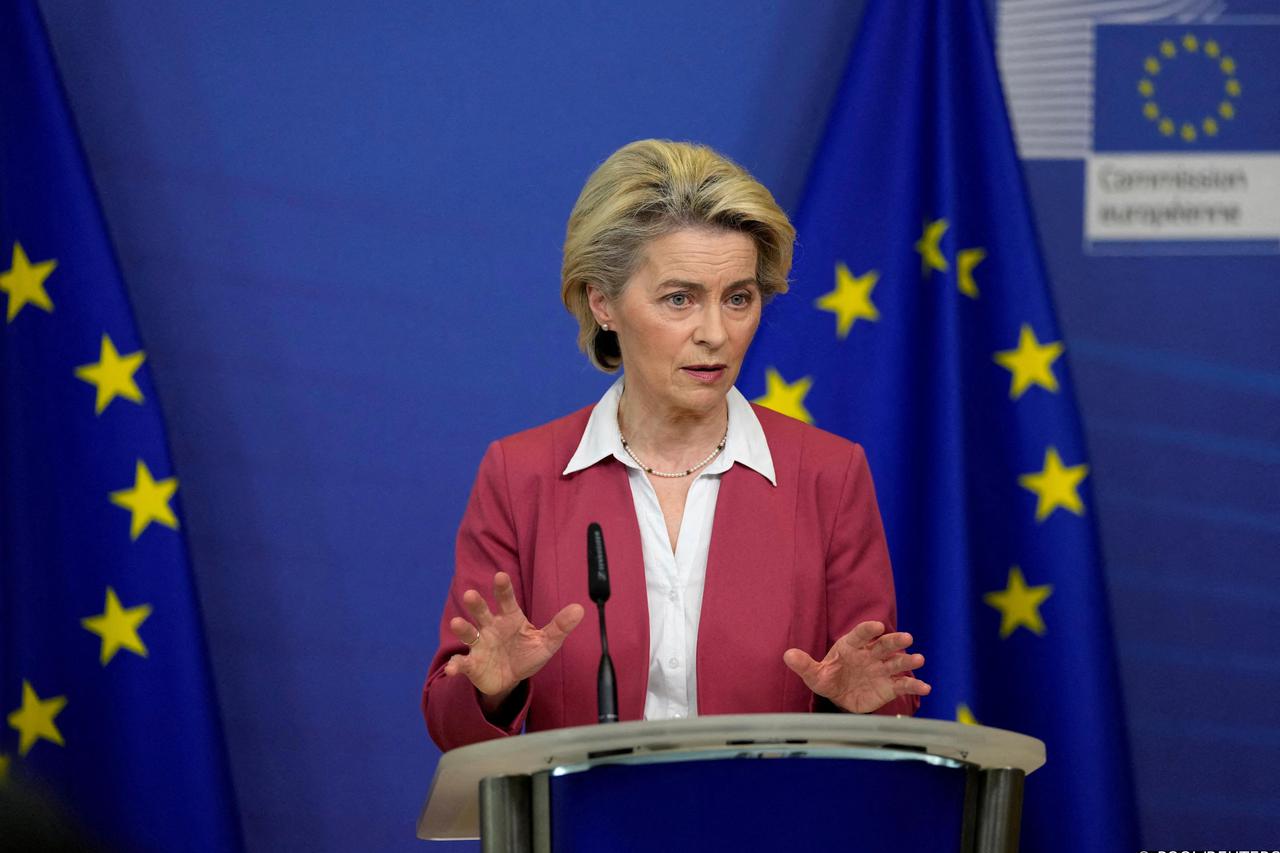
(590, 227), (761, 420)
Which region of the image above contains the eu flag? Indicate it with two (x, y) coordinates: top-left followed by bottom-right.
(0, 2), (242, 849)
(1094, 23), (1280, 153)
(742, 0), (1139, 849)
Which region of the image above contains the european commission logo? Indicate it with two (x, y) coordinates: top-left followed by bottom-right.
(1136, 34), (1239, 144)
(1095, 24), (1276, 152)
(1086, 23), (1280, 252)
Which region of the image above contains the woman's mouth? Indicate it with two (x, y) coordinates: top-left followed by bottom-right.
(681, 364), (727, 383)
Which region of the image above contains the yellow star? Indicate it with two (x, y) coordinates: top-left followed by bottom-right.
(1160, 39), (1176, 58)
(993, 324), (1064, 399)
(1219, 100), (1235, 120)
(74, 334), (147, 415)
(753, 367), (814, 424)
(109, 460), (180, 540)
(1225, 78), (1241, 97)
(1144, 56), (1160, 75)
(1220, 56), (1236, 75)
(1137, 78), (1154, 97)
(1018, 447), (1088, 522)
(956, 703), (979, 726)
(1204, 40), (1220, 58)
(1181, 33), (1198, 52)
(814, 262), (879, 338)
(956, 247), (985, 299)
(984, 566), (1053, 639)
(6, 681), (67, 757)
(0, 242), (58, 323)
(82, 587), (152, 665)
(914, 218), (949, 275)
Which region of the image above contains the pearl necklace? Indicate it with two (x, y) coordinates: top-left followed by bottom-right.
(619, 428), (728, 478)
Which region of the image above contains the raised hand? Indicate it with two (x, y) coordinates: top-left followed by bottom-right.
(782, 621), (932, 714)
(444, 571), (584, 708)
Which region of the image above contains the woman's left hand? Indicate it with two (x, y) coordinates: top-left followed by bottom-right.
(783, 621), (932, 713)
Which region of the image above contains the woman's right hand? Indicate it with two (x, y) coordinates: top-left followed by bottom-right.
(443, 571), (585, 711)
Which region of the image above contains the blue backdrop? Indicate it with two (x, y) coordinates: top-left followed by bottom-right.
(29, 0), (1279, 848)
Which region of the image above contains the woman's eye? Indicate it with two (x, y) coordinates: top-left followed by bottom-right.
(667, 293), (690, 307)
(728, 292), (752, 307)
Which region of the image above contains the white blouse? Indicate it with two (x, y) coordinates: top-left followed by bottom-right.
(562, 377), (776, 720)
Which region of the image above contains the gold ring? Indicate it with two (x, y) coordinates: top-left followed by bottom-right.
(463, 631), (480, 647)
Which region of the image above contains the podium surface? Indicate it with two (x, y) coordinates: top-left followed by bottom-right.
(419, 713), (1044, 847)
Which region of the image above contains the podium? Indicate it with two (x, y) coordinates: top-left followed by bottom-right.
(418, 714), (1045, 852)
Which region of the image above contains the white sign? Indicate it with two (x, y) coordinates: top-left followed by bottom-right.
(1084, 153), (1280, 242)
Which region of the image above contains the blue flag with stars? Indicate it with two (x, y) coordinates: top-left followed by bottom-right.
(1094, 23), (1280, 152)
(742, 1), (1139, 849)
(0, 2), (242, 849)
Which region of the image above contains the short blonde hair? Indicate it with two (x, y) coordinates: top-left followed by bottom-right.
(562, 139), (795, 372)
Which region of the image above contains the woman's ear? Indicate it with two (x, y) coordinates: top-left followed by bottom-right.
(587, 285), (612, 328)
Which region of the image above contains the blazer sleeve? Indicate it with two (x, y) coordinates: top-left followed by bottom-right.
(422, 440), (535, 751)
(819, 442), (920, 717)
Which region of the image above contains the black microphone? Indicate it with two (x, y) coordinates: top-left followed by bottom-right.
(587, 522), (618, 723)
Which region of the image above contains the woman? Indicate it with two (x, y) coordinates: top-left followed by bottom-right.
(423, 140), (930, 751)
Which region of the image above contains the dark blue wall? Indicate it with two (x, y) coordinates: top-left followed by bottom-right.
(37, 1), (1279, 848)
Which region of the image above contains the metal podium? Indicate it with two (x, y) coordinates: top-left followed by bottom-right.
(418, 714), (1045, 852)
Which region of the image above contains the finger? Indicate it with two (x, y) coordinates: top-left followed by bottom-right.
(871, 633), (914, 659)
(782, 648), (820, 686)
(461, 588), (495, 628)
(541, 603), (585, 645)
(493, 571), (522, 616)
(448, 616), (482, 647)
(840, 620), (885, 648)
(882, 652), (925, 675)
(894, 675), (932, 696)
(443, 653), (467, 677)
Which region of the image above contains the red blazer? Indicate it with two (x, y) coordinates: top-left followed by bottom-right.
(423, 403), (918, 752)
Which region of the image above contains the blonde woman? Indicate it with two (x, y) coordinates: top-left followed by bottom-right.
(423, 140), (929, 750)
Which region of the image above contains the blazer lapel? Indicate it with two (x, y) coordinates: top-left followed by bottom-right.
(697, 463), (797, 713)
(555, 458), (650, 723)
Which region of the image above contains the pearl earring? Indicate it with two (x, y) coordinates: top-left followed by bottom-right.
(601, 323), (609, 332)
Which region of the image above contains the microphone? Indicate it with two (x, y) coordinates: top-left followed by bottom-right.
(587, 522), (618, 723)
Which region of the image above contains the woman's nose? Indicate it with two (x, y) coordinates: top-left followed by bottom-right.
(694, 306), (728, 348)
